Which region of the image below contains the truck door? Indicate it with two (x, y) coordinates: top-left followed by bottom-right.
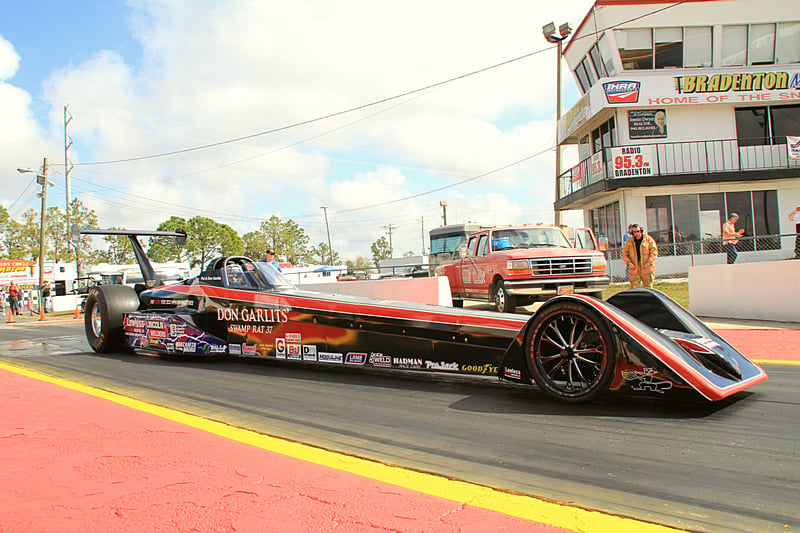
(462, 234), (489, 296)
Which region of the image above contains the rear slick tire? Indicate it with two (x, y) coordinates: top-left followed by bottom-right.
(525, 300), (615, 403)
(84, 285), (140, 353)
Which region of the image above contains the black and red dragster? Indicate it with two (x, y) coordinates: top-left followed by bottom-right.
(81, 229), (767, 404)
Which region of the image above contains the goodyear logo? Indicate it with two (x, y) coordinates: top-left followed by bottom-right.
(603, 81), (640, 104)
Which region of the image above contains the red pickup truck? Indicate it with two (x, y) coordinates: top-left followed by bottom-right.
(434, 225), (609, 312)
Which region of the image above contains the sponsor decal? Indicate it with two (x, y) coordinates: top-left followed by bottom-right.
(287, 343), (302, 358)
(369, 353), (391, 367)
(303, 345), (318, 361)
(286, 332), (302, 342)
(242, 344), (257, 355)
(394, 357), (422, 369)
(147, 319), (166, 330)
(125, 316), (147, 329)
(176, 341), (197, 353)
(424, 361), (459, 371)
(345, 352), (367, 365)
(229, 343), (242, 355)
(622, 368), (673, 394)
(610, 146), (654, 178)
(148, 329), (168, 339)
(603, 81), (640, 104)
(275, 338), (286, 358)
(208, 344), (227, 353)
(462, 363), (498, 375)
(318, 352), (344, 364)
(503, 367), (522, 380)
(169, 323), (186, 336)
(166, 342), (175, 351)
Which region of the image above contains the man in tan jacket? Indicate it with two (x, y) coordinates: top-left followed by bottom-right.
(621, 224), (659, 288)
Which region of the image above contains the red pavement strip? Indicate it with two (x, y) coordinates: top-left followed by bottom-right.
(715, 328), (800, 364)
(0, 364), (683, 533)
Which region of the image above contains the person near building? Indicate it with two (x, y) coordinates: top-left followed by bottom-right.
(622, 224), (658, 288)
(622, 224), (635, 281)
(722, 213), (745, 264)
(41, 280), (52, 313)
(7, 281), (20, 316)
(262, 249), (282, 272)
(788, 207), (800, 259)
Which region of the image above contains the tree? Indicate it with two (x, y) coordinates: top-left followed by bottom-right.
(148, 217), (190, 263)
(100, 228), (135, 264)
(184, 216), (244, 268)
(345, 255), (374, 272)
(246, 215), (311, 266)
(309, 242), (340, 265)
(370, 236), (392, 268)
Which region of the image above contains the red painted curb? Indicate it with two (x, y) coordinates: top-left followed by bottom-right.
(0, 369), (575, 533)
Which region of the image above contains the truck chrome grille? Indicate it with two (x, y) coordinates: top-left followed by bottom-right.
(530, 257), (593, 276)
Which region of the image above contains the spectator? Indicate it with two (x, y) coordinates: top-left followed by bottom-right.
(722, 213), (745, 264)
(622, 224), (635, 281)
(41, 280), (52, 313)
(622, 224), (659, 288)
(788, 207), (800, 259)
(8, 281), (20, 316)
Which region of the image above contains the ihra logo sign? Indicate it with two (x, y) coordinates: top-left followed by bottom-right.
(603, 81), (641, 104)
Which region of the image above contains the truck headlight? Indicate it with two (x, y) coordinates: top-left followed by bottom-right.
(592, 255), (607, 273)
(507, 259), (530, 275)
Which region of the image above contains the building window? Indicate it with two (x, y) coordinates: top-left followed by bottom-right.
(588, 44), (608, 78)
(672, 194), (700, 255)
(770, 105), (800, 145)
(684, 26), (712, 67)
(574, 62), (591, 93)
(776, 22), (800, 63)
(616, 28), (653, 70)
(655, 27), (683, 69)
(749, 23), (776, 65)
(721, 25), (748, 66)
(735, 104), (800, 146)
(597, 33), (617, 76)
(591, 117), (616, 155)
(589, 201), (621, 254)
(582, 56), (598, 85)
(735, 107), (769, 147)
(645, 195), (674, 255)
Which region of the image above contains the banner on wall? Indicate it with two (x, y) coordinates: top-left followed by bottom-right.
(788, 136), (800, 161)
(609, 146), (656, 178)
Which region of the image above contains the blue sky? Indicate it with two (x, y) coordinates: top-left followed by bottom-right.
(0, 0), (592, 262)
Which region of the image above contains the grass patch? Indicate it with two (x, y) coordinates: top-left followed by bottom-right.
(603, 281), (689, 309)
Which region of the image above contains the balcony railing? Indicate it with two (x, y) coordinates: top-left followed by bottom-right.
(558, 138), (800, 203)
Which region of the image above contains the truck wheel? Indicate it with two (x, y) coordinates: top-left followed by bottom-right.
(525, 300), (615, 403)
(84, 285), (140, 353)
(493, 282), (517, 313)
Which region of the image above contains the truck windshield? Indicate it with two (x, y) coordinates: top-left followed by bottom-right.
(491, 228), (571, 250)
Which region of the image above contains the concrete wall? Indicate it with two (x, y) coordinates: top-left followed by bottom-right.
(689, 261), (800, 322)
(298, 276), (453, 306)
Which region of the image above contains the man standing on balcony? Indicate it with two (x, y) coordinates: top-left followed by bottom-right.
(622, 224), (658, 288)
(722, 213), (745, 264)
(789, 207), (800, 259)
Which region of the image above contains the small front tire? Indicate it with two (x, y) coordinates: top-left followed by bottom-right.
(84, 285), (140, 353)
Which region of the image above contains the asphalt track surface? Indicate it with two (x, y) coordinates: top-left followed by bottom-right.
(1, 318), (798, 532)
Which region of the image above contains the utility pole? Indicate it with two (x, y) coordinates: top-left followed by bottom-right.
(320, 206), (334, 265)
(18, 158), (51, 320)
(64, 105), (77, 277)
(382, 224), (397, 258)
(418, 216), (425, 255)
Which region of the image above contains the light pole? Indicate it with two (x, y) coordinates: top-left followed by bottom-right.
(17, 157), (54, 320)
(543, 21), (572, 227)
(320, 206), (334, 265)
(439, 200), (448, 226)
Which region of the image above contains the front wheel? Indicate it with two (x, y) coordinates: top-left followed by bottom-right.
(84, 285), (140, 353)
(525, 300), (616, 403)
(493, 282), (517, 313)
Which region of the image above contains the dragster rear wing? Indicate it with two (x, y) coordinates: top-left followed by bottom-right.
(75, 227), (187, 289)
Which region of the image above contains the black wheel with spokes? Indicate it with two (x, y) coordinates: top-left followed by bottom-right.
(526, 300), (615, 403)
